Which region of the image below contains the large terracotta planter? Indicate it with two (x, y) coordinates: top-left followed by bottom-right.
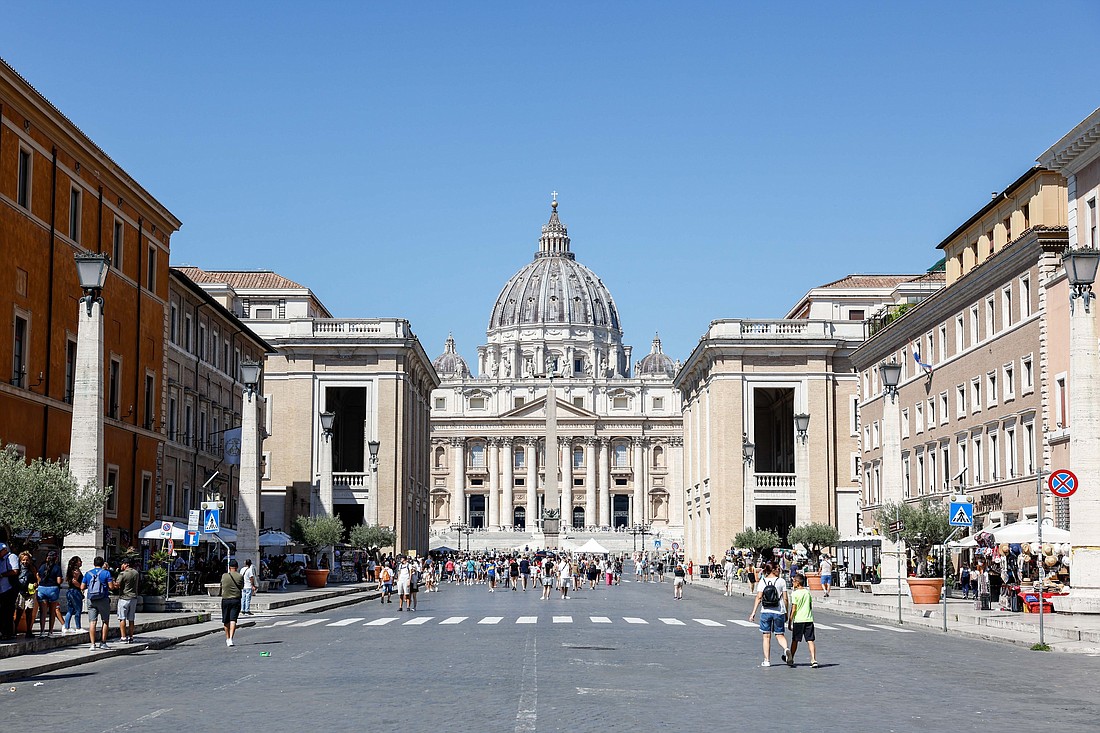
(805, 572), (823, 591)
(907, 577), (944, 604)
(305, 569), (330, 588)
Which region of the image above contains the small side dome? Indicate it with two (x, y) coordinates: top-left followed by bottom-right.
(433, 334), (470, 378)
(636, 333), (676, 378)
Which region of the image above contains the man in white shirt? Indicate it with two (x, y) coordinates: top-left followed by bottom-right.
(723, 556), (737, 596)
(819, 555), (833, 598)
(748, 561), (790, 667)
(240, 559), (259, 615)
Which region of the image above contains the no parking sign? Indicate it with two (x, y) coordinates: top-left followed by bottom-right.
(1049, 469), (1079, 498)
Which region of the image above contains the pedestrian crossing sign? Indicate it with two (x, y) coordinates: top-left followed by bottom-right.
(949, 501), (973, 527)
(203, 508), (221, 534)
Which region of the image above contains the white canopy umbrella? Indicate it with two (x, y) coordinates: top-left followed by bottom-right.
(137, 521), (186, 541)
(948, 536), (978, 549)
(258, 530), (294, 547)
(576, 538), (610, 554)
(204, 526), (237, 544)
(991, 520), (1071, 544)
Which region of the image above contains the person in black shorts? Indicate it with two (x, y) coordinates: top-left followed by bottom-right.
(519, 557), (531, 591)
(220, 559), (244, 647)
(509, 557), (520, 591)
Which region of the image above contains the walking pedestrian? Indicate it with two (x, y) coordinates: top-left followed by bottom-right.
(112, 559), (140, 643)
(0, 543), (19, 640)
(687, 559), (694, 584)
(673, 562), (686, 599)
(63, 556), (84, 634)
(541, 557), (555, 600)
(81, 556), (113, 650)
(723, 556), (737, 596)
(379, 563), (394, 603)
(786, 574), (819, 668)
(396, 559), (411, 611)
(240, 559), (258, 615)
(35, 551), (63, 636)
(519, 556), (531, 591)
(509, 557), (520, 591)
(220, 559), (244, 647)
(15, 550), (38, 638)
(959, 563), (972, 600)
(558, 557), (572, 600)
(819, 555), (833, 598)
(748, 562), (791, 667)
(409, 560), (420, 610)
(487, 559), (497, 592)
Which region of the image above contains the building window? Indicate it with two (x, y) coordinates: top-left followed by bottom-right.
(262, 452), (271, 480)
(872, 421), (880, 449)
(1022, 355), (1034, 393)
(165, 480), (176, 518)
(184, 314), (193, 353)
(956, 385), (966, 418)
(989, 430), (999, 481)
(147, 244), (157, 291)
(105, 466), (119, 516)
(613, 443), (629, 468)
(612, 395), (629, 410)
(140, 473), (153, 519)
(955, 314), (964, 354)
(112, 220), (124, 271)
(971, 378), (981, 414)
(12, 315), (28, 387)
(168, 395), (178, 441)
(928, 449), (937, 494)
(1003, 364), (1014, 401)
(17, 146), (32, 209)
(1020, 276), (1032, 318)
(574, 358), (583, 374)
(939, 392), (948, 425)
(652, 396), (664, 410)
(573, 396), (584, 409)
(958, 441), (968, 485)
(1090, 197), (1098, 249)
(916, 453), (925, 496)
(1024, 422), (1036, 474)
(223, 340), (230, 375)
(927, 397), (935, 427)
(941, 445), (951, 491)
(144, 373), (155, 430)
(1002, 286), (1013, 328)
(469, 443), (486, 468)
(254, 307), (274, 319)
(1055, 375), (1068, 428)
(849, 395), (859, 436)
(169, 303), (178, 344)
(1006, 425), (1017, 478)
(901, 408), (910, 439)
(211, 328), (219, 370)
(573, 446), (584, 469)
(434, 397), (446, 410)
(469, 396), (486, 409)
(1022, 202), (1030, 229)
(108, 358), (121, 419)
(64, 338), (77, 403)
(68, 187), (81, 243)
(915, 402), (924, 434)
(199, 411), (207, 452)
(514, 447), (525, 469)
(986, 372), (997, 408)
(903, 455), (911, 498)
(969, 305), (979, 346)
(985, 297), (995, 339)
(972, 436), (983, 484)
(514, 397), (525, 409)
(848, 309), (865, 321)
(184, 403), (193, 447)
(1003, 215), (1012, 243)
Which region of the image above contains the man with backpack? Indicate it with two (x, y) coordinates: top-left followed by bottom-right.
(748, 561), (791, 667)
(81, 556), (114, 651)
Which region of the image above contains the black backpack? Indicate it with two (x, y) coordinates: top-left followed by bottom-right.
(761, 579), (781, 608)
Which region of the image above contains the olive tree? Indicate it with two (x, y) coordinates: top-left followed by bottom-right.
(787, 522), (840, 568)
(348, 523), (396, 560)
(733, 528), (781, 562)
(291, 514), (345, 569)
(875, 500), (952, 578)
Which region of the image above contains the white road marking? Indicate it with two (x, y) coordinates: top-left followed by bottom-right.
(403, 616), (434, 625)
(694, 618), (724, 627)
(660, 618), (685, 625)
(835, 623), (873, 631)
(98, 708), (173, 732)
(728, 620), (757, 627)
(364, 617), (398, 626)
(326, 617), (364, 626)
(623, 617), (648, 624)
(552, 616), (573, 623)
(516, 616), (538, 624)
(514, 634), (538, 732)
(812, 623), (837, 630)
(590, 616), (612, 623)
(292, 618), (329, 627)
(869, 624), (916, 633)
(440, 616), (468, 625)
(479, 616), (504, 625)
(270, 620), (295, 626)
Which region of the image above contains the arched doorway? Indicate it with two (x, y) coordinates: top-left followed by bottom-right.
(612, 495), (630, 528)
(513, 506), (526, 530)
(572, 506), (585, 529)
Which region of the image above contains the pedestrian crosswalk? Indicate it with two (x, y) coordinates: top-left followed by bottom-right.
(262, 615), (914, 634)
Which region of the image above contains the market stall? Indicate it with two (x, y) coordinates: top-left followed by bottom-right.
(971, 521), (1072, 612)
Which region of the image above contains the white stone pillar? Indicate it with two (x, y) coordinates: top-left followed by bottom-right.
(1065, 274), (1100, 612)
(545, 383), (559, 518)
(874, 389), (906, 596)
(452, 438), (466, 525)
(669, 437), (684, 531)
(561, 438), (572, 525)
(501, 438), (514, 528)
(235, 388), (262, 566)
(64, 298), (105, 568)
(488, 438), (501, 529)
(598, 437), (611, 527)
(585, 437), (597, 528)
(795, 420), (811, 525)
(633, 438), (645, 524)
(526, 437), (537, 530)
(317, 423), (335, 568)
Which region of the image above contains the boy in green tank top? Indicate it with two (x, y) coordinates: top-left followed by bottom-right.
(787, 574), (819, 668)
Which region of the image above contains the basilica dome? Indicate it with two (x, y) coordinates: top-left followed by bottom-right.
(432, 334), (470, 378)
(636, 334), (676, 378)
(488, 201), (621, 334)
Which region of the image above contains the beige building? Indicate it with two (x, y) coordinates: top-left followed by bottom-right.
(428, 201), (683, 549)
(850, 167), (1069, 532)
(176, 267), (439, 555)
(675, 274), (940, 564)
(162, 268), (271, 528)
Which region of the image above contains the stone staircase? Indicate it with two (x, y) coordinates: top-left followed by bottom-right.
(429, 528), (682, 554)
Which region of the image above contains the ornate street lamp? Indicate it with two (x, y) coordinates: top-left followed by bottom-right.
(1063, 247), (1100, 313)
(794, 413), (810, 443)
(319, 411), (336, 437)
(74, 252), (110, 316)
(879, 359), (902, 401)
(742, 433), (755, 464)
(239, 359), (261, 397)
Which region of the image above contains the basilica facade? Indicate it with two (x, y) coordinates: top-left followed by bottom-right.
(429, 201), (684, 542)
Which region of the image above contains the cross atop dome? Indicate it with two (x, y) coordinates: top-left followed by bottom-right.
(538, 194), (572, 259)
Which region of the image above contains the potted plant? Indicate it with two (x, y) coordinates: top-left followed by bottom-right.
(787, 523), (840, 590)
(140, 549), (170, 611)
(875, 500), (952, 604)
(292, 515), (345, 587)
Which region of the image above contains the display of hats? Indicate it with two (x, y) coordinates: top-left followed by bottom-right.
(1010, 543), (1022, 555)
(1064, 554), (1072, 566)
(1061, 543), (1072, 555)
(1000, 543), (1011, 554)
(1043, 543), (1054, 556)
(1021, 543), (1032, 555)
(1044, 555), (1059, 568)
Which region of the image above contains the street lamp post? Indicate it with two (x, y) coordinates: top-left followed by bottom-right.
(742, 433), (755, 537)
(318, 410), (336, 568)
(64, 253), (111, 571)
(874, 359), (907, 601)
(1063, 248), (1100, 613)
(367, 438), (381, 525)
(235, 360), (263, 568)
(462, 524), (474, 554)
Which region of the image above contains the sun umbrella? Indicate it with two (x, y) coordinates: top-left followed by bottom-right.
(258, 530), (294, 547)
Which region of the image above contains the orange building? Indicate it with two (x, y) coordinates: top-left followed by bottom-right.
(0, 58), (180, 551)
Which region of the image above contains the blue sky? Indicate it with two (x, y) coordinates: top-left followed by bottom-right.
(4, 3), (1098, 367)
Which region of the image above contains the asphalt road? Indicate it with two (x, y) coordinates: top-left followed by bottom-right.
(5, 578), (1099, 732)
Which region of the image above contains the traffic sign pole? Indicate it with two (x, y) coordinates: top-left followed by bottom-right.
(1037, 467), (1046, 647)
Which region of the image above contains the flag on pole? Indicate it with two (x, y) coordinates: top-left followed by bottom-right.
(223, 427), (242, 466)
(912, 343), (932, 376)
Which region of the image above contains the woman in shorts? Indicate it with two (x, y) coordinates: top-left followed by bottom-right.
(559, 558), (573, 600)
(541, 558), (556, 600)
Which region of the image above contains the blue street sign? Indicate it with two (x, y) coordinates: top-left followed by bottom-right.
(654, 540), (662, 549)
(949, 501), (973, 527)
(184, 530), (200, 547)
(202, 508), (221, 534)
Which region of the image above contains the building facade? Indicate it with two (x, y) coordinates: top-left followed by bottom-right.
(850, 167), (1069, 533)
(177, 267), (438, 555)
(429, 201), (684, 543)
(674, 274), (940, 563)
(162, 268), (271, 529)
(0, 58), (181, 552)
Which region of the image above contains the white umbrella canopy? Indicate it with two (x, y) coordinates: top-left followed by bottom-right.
(258, 530), (294, 547)
(576, 538), (610, 554)
(991, 520), (1071, 544)
(137, 521), (186, 541)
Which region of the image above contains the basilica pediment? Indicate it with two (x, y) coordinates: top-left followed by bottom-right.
(500, 395), (597, 420)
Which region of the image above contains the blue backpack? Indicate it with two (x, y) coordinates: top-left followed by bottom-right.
(86, 568), (110, 599)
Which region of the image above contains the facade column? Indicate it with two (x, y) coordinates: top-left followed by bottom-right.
(488, 438), (501, 529)
(560, 438), (573, 526)
(526, 437), (538, 530)
(236, 388), (262, 566)
(501, 438), (514, 528)
(874, 388), (906, 596)
(63, 298), (105, 569)
(633, 438), (646, 524)
(451, 438), (466, 525)
(585, 437), (597, 529)
(598, 437), (611, 527)
(796, 419), (811, 525)
(669, 436), (684, 531)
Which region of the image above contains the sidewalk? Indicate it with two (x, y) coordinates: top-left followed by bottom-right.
(0, 581), (381, 683)
(690, 575), (1100, 653)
